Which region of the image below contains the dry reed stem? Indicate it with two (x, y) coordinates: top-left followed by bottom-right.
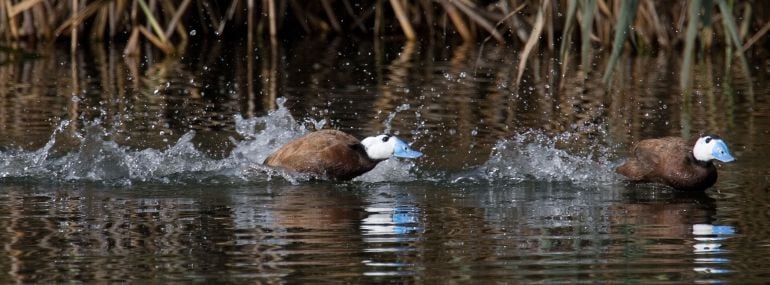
(54, 2), (100, 37)
(163, 0), (191, 40)
(390, 0), (416, 41)
(740, 19), (770, 54)
(321, 0), (342, 32)
(342, 0), (367, 32)
(515, 0), (547, 85)
(5, 1), (20, 38)
(453, 0), (504, 42)
(71, 0), (78, 53)
(441, 0), (473, 42)
(268, 0), (277, 43)
(8, 0), (44, 17)
(138, 26), (172, 53)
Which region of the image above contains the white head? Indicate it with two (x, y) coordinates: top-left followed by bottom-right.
(692, 135), (735, 162)
(360, 134), (423, 161)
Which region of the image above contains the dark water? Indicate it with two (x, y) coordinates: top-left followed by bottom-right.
(0, 38), (769, 283)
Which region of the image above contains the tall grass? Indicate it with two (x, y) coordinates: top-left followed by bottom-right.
(0, 0), (767, 89)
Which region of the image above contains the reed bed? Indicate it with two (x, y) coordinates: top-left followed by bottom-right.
(0, 0), (767, 88)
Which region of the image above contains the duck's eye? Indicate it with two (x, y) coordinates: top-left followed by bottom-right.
(381, 135), (390, 142)
(705, 137), (712, 143)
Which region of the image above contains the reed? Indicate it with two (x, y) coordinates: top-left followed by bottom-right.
(0, 1), (767, 88)
(601, 0), (638, 85)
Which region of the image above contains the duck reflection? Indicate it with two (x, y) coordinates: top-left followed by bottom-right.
(618, 189), (735, 278)
(268, 183), (366, 241)
(253, 183), (424, 278)
(361, 184), (421, 238)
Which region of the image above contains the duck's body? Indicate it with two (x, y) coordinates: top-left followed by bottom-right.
(616, 135), (734, 191)
(264, 130), (422, 181)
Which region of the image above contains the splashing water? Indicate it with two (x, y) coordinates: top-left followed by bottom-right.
(355, 159), (419, 183)
(470, 130), (620, 185)
(0, 98), (322, 185)
(382, 103), (411, 134)
(0, 120), (70, 179)
(230, 97), (312, 165)
(0, 98), (617, 185)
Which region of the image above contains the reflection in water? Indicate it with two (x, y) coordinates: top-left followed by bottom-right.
(0, 177), (758, 282)
(0, 37), (767, 283)
(361, 184), (421, 277)
(692, 223), (734, 275)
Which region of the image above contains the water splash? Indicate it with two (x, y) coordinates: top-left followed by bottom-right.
(0, 120), (70, 179)
(0, 99), (618, 185)
(0, 97), (425, 185)
(230, 97), (311, 165)
(382, 104), (411, 134)
(355, 159), (419, 183)
(467, 130), (620, 185)
(0, 98), (317, 185)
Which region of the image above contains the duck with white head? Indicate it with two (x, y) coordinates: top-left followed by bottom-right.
(264, 130), (422, 181)
(616, 134), (735, 191)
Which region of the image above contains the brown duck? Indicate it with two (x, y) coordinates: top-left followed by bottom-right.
(616, 135), (735, 191)
(264, 130), (423, 181)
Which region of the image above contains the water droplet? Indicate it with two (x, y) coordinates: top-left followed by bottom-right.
(189, 30), (197, 36)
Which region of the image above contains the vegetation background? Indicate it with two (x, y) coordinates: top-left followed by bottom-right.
(0, 0), (768, 89)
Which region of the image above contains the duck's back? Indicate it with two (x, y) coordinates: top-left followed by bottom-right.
(264, 130), (378, 180)
(616, 137), (716, 190)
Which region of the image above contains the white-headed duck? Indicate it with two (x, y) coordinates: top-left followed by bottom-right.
(264, 130), (423, 180)
(616, 134), (735, 191)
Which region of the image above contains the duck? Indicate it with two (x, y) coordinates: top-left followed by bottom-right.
(616, 134), (735, 191)
(264, 130), (423, 181)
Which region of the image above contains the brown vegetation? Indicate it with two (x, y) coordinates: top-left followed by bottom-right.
(0, 1), (768, 88)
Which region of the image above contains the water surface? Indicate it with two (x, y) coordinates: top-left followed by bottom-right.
(0, 38), (768, 283)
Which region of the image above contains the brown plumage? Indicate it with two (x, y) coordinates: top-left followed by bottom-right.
(616, 137), (717, 191)
(264, 130), (380, 181)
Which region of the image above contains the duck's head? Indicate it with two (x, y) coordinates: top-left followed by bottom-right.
(693, 135), (735, 163)
(361, 134), (423, 161)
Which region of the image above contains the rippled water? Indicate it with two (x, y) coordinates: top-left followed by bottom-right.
(0, 38), (768, 283)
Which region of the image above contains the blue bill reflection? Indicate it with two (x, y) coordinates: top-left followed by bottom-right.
(693, 224), (735, 275)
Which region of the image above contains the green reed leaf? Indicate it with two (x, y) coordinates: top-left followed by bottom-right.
(680, 0), (702, 90)
(717, 0), (751, 88)
(559, 0), (577, 76)
(137, 0), (168, 43)
(602, 0), (639, 85)
(579, 0), (596, 71)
